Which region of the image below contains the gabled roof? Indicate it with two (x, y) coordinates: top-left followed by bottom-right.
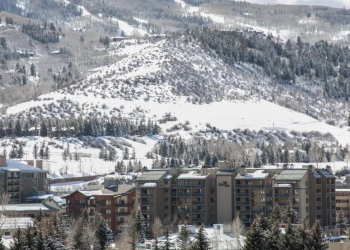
(136, 170), (168, 182)
(275, 169), (308, 181)
(0, 160), (47, 173)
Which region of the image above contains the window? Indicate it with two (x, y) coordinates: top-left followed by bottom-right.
(306, 207), (309, 212)
(165, 198), (168, 201)
(211, 197), (215, 203)
(164, 189), (168, 193)
(106, 200), (111, 206)
(294, 190), (299, 195)
(106, 209), (111, 214)
(260, 198), (265, 203)
(306, 190), (308, 195)
(294, 198), (300, 204)
(211, 189), (215, 194)
(260, 189), (265, 194)
(185, 198), (189, 203)
(164, 181), (168, 185)
(305, 181), (308, 186)
(165, 206), (168, 210)
(260, 206), (264, 211)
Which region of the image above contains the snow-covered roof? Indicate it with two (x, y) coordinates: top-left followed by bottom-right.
(177, 171), (210, 180)
(236, 170), (268, 180)
(1, 204), (57, 212)
(1, 160), (47, 173)
(1, 216), (34, 230)
(274, 184), (291, 188)
(26, 194), (54, 200)
(336, 189), (350, 192)
(141, 183), (157, 188)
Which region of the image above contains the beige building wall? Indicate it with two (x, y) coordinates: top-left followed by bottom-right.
(216, 175), (233, 223)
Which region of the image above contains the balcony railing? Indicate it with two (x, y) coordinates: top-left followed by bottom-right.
(144, 218), (154, 223)
(141, 201), (154, 205)
(141, 193), (154, 197)
(192, 209), (206, 214)
(178, 209), (191, 214)
(266, 193), (273, 197)
(236, 201), (250, 206)
(237, 210), (250, 214)
(193, 201), (205, 204)
(192, 218), (205, 222)
(236, 193), (250, 197)
(70, 203), (86, 208)
(192, 193), (205, 197)
(274, 193), (290, 198)
(140, 210), (154, 215)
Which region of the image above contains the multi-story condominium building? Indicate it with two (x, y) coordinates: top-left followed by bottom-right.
(136, 163), (337, 235)
(0, 156), (50, 203)
(335, 188), (350, 219)
(235, 165), (336, 227)
(64, 184), (135, 232)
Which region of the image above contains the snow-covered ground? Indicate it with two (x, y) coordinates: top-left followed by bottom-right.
(0, 136), (158, 179)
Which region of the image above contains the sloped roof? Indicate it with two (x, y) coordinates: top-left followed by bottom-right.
(136, 170), (168, 181)
(1, 160), (47, 173)
(275, 169), (308, 181)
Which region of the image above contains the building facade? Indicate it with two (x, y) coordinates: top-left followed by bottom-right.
(0, 156), (50, 203)
(64, 185), (135, 232)
(135, 163), (337, 234)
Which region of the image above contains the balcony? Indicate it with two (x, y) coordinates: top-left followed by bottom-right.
(274, 193), (290, 198)
(328, 209), (336, 214)
(177, 193), (191, 197)
(171, 193), (177, 197)
(192, 209), (206, 214)
(193, 201), (205, 205)
(266, 193), (273, 197)
(236, 193), (250, 197)
(70, 203), (86, 208)
(317, 201), (322, 206)
(192, 193), (205, 197)
(141, 193), (154, 197)
(236, 201), (250, 206)
(316, 184), (322, 189)
(140, 210), (154, 215)
(317, 210), (322, 215)
(237, 210), (250, 214)
(328, 184), (335, 189)
(178, 209), (191, 214)
(117, 212), (131, 216)
(316, 193), (322, 197)
(236, 185), (264, 189)
(141, 201), (154, 205)
(171, 201), (178, 206)
(145, 218), (154, 223)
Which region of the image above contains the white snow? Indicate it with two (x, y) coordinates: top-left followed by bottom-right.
(133, 17), (148, 24)
(111, 18), (148, 36)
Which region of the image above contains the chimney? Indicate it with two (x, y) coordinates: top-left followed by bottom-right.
(27, 160), (35, 167)
(239, 165), (246, 176)
(36, 160), (43, 169)
(0, 156), (6, 167)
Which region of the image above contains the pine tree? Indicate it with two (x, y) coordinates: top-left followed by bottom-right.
(9, 147), (18, 159)
(277, 221), (302, 250)
(14, 119), (21, 137)
(191, 224), (209, 250)
(73, 220), (86, 250)
(35, 230), (47, 250)
(24, 225), (35, 249)
(123, 147), (129, 160)
(95, 214), (113, 250)
(17, 144), (24, 159)
(281, 200), (299, 224)
(131, 149), (136, 159)
(337, 210), (349, 235)
(242, 217), (266, 250)
(265, 221), (280, 250)
(296, 218), (312, 250)
(33, 143), (38, 159)
(44, 146), (50, 160)
(309, 220), (328, 250)
(163, 228), (173, 250)
(0, 234), (6, 250)
(178, 221), (191, 250)
(39, 143), (45, 159)
(10, 228), (25, 250)
(253, 153), (262, 168)
(40, 121), (47, 137)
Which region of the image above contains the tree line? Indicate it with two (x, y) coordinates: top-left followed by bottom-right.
(186, 28), (350, 101)
(9, 210), (113, 250)
(0, 116), (160, 138)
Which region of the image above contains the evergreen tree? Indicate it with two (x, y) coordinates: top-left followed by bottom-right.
(9, 147), (18, 159)
(35, 230), (47, 250)
(10, 228), (25, 250)
(337, 210), (349, 235)
(163, 228), (173, 250)
(44, 146), (50, 160)
(73, 220), (87, 250)
(253, 153), (261, 168)
(277, 221), (302, 250)
(123, 147), (129, 160)
(242, 217), (266, 250)
(40, 121), (47, 137)
(17, 144), (24, 159)
(131, 148), (136, 160)
(14, 119), (21, 137)
(0, 234), (6, 250)
(95, 214), (113, 250)
(33, 143), (38, 159)
(309, 220), (328, 250)
(265, 221), (280, 250)
(281, 200), (299, 224)
(178, 221), (191, 250)
(191, 224), (209, 250)
(270, 204), (281, 225)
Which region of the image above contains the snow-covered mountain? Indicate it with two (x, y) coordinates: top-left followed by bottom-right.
(4, 37), (350, 146)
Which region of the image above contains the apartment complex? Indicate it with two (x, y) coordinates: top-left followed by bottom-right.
(135, 163), (337, 234)
(64, 184), (135, 232)
(335, 188), (350, 219)
(0, 156), (50, 203)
